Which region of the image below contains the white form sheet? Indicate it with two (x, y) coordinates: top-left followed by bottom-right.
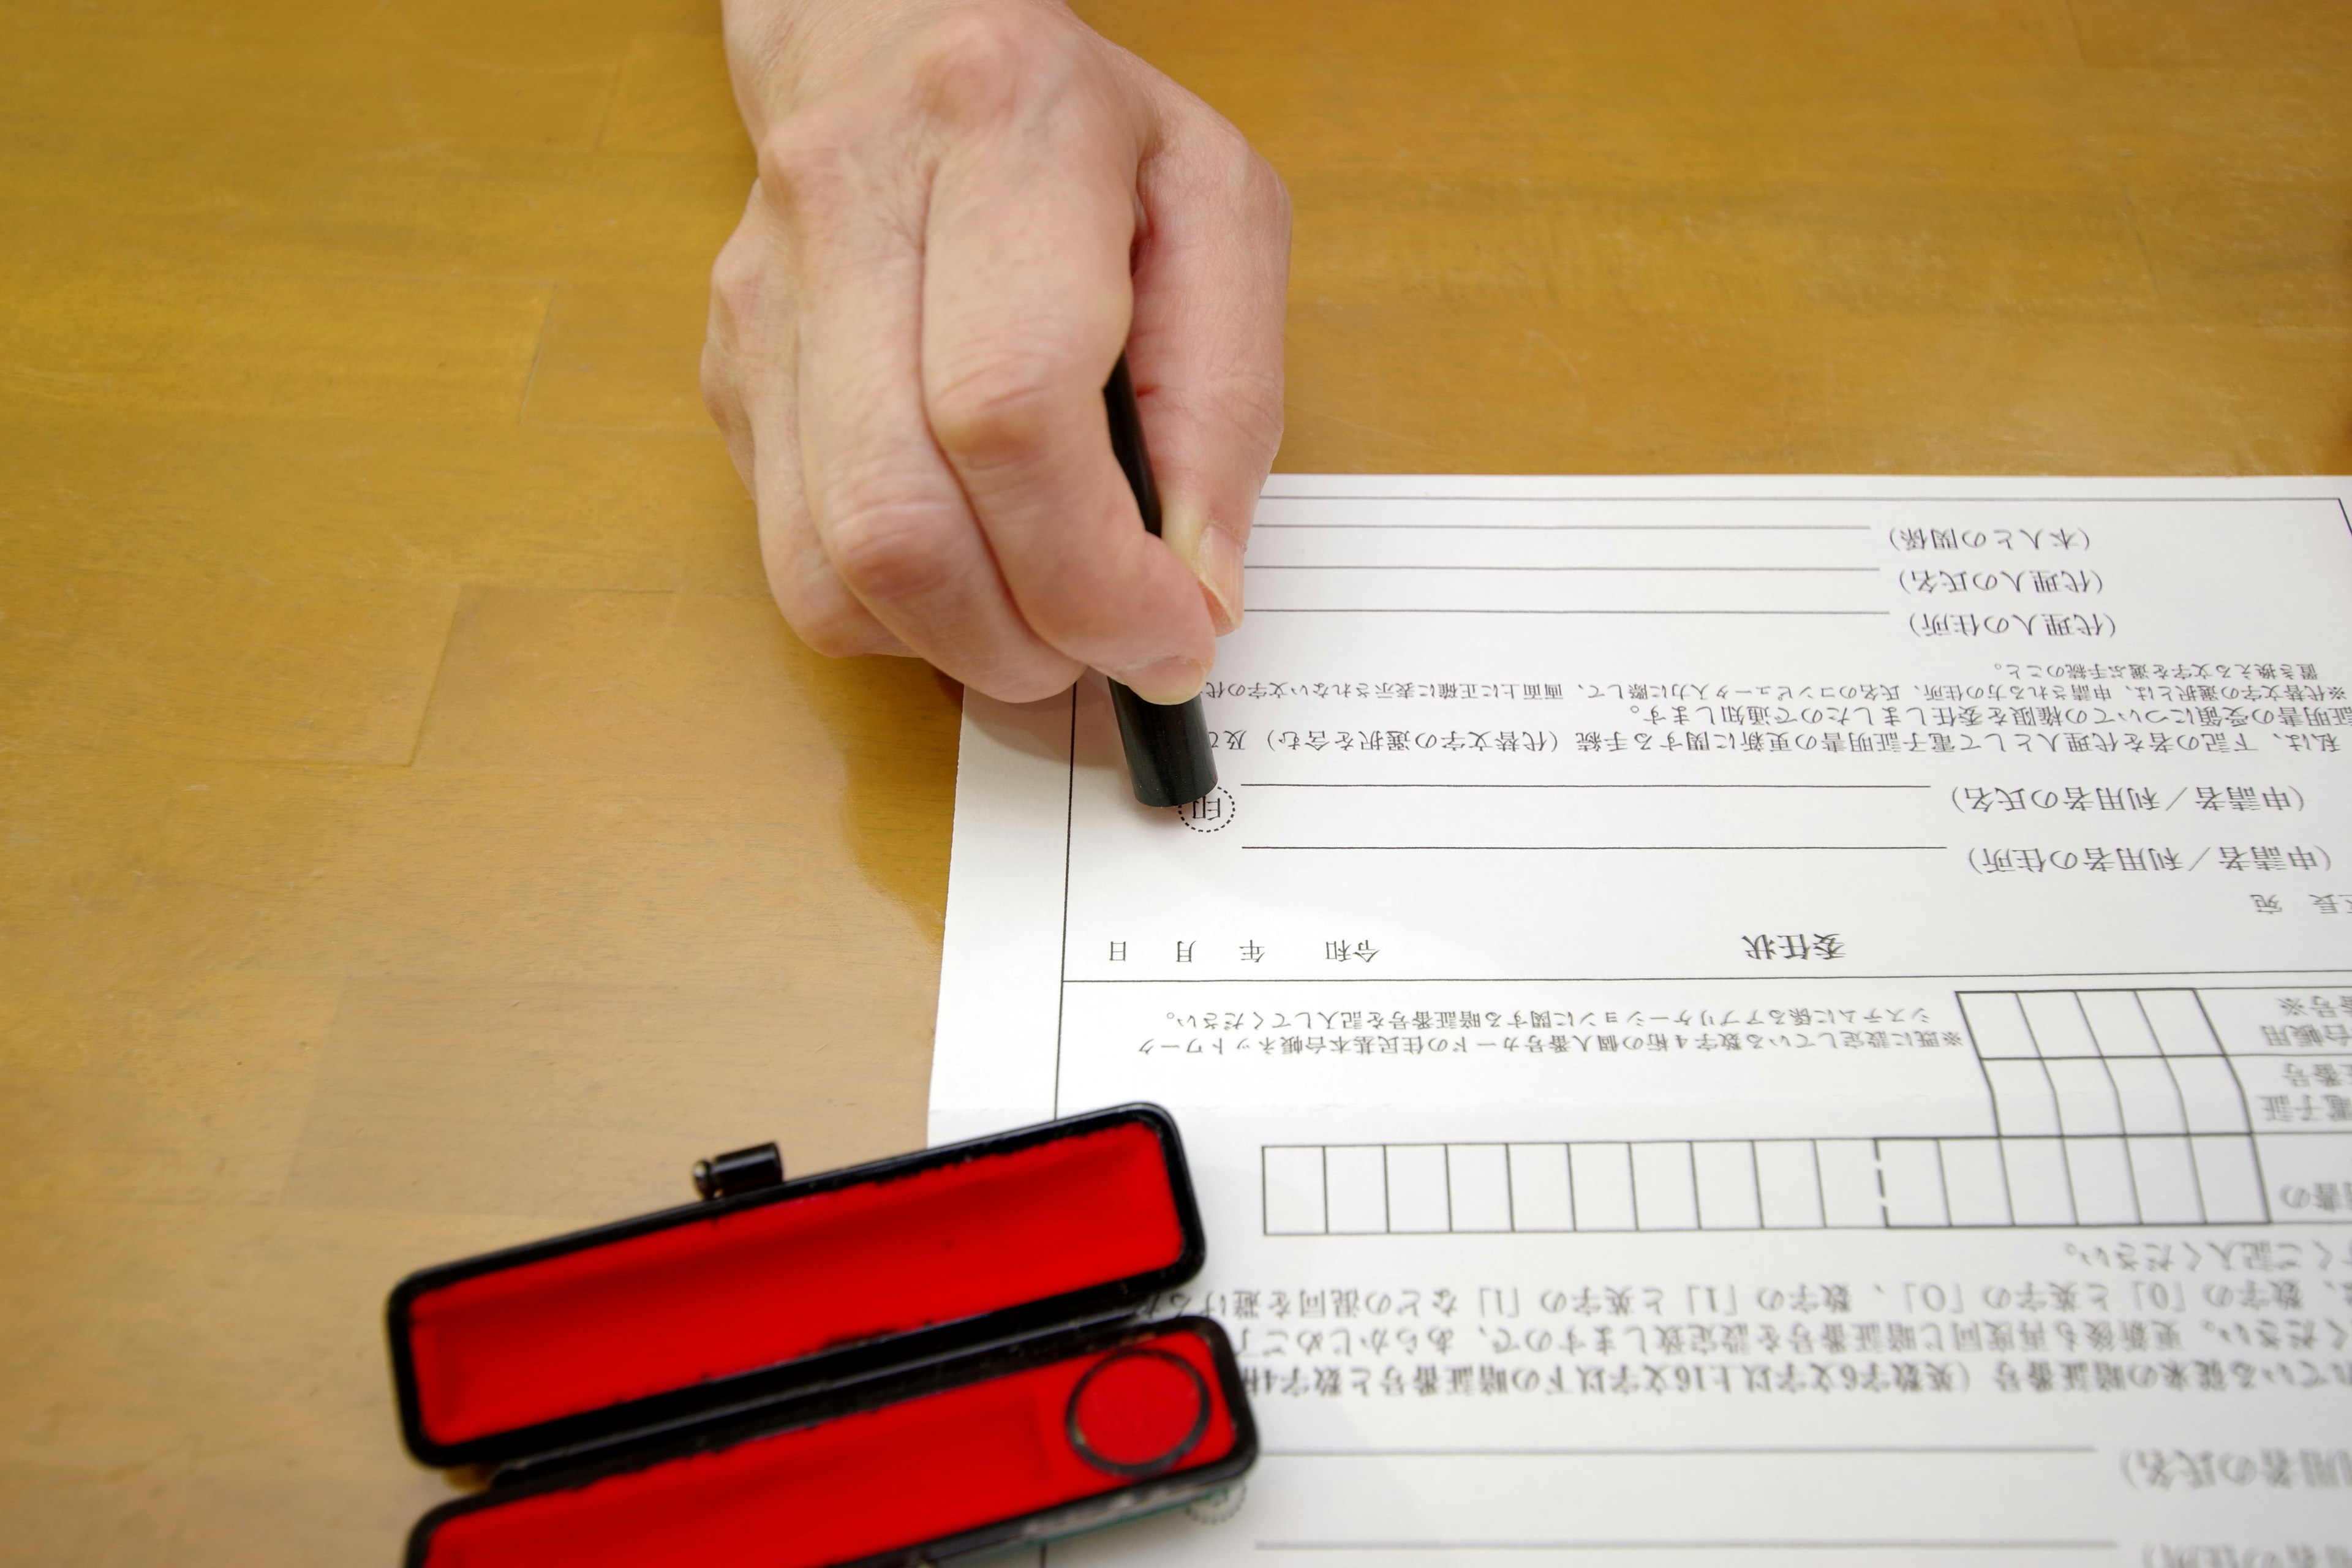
(930, 476), (2352, 1568)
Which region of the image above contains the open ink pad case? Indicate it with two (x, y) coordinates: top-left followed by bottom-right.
(386, 1104), (1254, 1566)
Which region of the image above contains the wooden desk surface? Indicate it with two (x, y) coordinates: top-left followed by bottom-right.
(2, 0), (2346, 1558)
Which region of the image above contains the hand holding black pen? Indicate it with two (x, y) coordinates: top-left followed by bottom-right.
(700, 0), (1287, 729)
(1102, 358), (1219, 809)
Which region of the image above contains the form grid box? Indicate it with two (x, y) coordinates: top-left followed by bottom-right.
(2079, 990), (2162, 1057)
(1754, 1142), (1825, 1229)
(1880, 1140), (1950, 1227)
(2128, 1137), (2203, 1224)
(1939, 1139), (2012, 1226)
(1570, 1144), (1637, 1232)
(1263, 1146), (1327, 1235)
(1630, 1144), (1698, 1231)
(1260, 985), (2309, 1237)
(2108, 1058), (2189, 1134)
(1447, 1145), (1513, 1232)
(2020, 992), (2100, 1058)
(1385, 1145), (1451, 1233)
(1507, 1144), (1574, 1231)
(1817, 1140), (1884, 1228)
(1325, 1145), (1390, 1234)
(1693, 1142), (1762, 1230)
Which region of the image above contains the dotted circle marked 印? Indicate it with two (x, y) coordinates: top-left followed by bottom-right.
(1176, 786), (1236, 834)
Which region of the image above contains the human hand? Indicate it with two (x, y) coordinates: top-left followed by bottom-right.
(703, 0), (1289, 704)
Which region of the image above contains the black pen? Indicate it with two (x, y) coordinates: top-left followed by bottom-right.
(1102, 355), (1219, 809)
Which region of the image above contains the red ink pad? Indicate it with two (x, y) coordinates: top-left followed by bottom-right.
(385, 1105), (1254, 1566)
(405, 1319), (1246, 1568)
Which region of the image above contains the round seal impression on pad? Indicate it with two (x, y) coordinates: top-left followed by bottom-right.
(1066, 1348), (1212, 1477)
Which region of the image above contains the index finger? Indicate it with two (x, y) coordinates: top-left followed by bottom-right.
(918, 89), (1216, 704)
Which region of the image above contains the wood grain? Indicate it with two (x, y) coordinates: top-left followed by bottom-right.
(1, 0), (2346, 1559)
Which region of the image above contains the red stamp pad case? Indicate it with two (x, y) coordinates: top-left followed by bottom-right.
(385, 1104), (1254, 1566)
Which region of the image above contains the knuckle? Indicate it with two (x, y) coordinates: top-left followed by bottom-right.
(1247, 152), (1292, 234)
(754, 114), (861, 221)
(698, 343), (735, 432)
(903, 4), (1076, 129)
(765, 557), (894, 659)
(821, 485), (959, 607)
(783, 594), (893, 659)
(1200, 128), (1288, 231)
(706, 225), (767, 331)
(925, 347), (1071, 468)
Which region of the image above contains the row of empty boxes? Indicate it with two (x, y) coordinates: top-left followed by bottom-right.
(1261, 1134), (2274, 1235)
(1963, 990), (2256, 1139)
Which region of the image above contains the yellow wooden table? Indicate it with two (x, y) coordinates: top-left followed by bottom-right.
(1, 0), (2346, 1559)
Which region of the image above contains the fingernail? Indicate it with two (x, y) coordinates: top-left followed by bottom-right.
(1113, 655), (1208, 706)
(1193, 522), (1245, 633)
(1163, 503), (1245, 634)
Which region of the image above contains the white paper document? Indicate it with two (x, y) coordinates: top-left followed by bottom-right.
(931, 476), (2352, 1567)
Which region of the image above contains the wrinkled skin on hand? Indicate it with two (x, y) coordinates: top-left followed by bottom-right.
(703, 0), (1289, 703)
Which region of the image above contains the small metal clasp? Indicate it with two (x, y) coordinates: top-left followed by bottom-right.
(692, 1142), (785, 1200)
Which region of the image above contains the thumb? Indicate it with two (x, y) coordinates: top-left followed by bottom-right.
(1126, 104), (1290, 634)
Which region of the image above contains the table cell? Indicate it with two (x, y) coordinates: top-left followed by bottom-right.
(1569, 1143), (1636, 1232)
(1385, 1145), (1452, 1233)
(1447, 1144), (1513, 1232)
(1507, 1144), (1574, 1232)
(2192, 1136), (2269, 1223)
(2002, 1139), (2078, 1226)
(2080, 990), (2163, 1057)
(1985, 1060), (2062, 1136)
(1817, 1139), (1885, 1228)
(1754, 1142), (1825, 1229)
(1961, 992), (2039, 1059)
(1940, 1140), (2014, 1226)
(2022, 992), (2100, 1058)
(1264, 1147), (1328, 1235)
(1326, 1145), (1391, 1234)
(2064, 1137), (2141, 1226)
(1881, 1140), (1950, 1227)
(2047, 1058), (2125, 1136)
(1631, 1143), (1698, 1231)
(1694, 1142), (1762, 1231)
(2143, 990), (2223, 1055)
(2109, 1057), (2188, 1135)
(2171, 1057), (2252, 1134)
(2126, 1137), (2203, 1224)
